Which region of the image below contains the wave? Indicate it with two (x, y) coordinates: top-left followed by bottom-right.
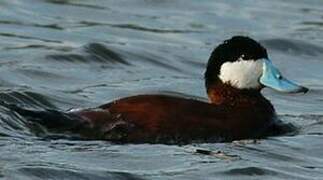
(261, 38), (323, 57)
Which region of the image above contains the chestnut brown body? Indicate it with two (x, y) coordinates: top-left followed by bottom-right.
(68, 82), (275, 143)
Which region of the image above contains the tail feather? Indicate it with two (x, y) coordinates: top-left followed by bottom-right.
(1, 101), (127, 141)
(4, 102), (84, 131)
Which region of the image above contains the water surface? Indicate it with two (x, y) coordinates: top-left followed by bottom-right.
(1, 0), (323, 179)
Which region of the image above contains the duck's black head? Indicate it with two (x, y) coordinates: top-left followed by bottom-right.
(205, 36), (308, 93)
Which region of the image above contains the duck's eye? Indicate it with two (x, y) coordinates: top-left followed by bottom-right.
(276, 74), (282, 80)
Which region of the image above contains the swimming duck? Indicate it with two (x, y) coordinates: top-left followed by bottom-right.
(14, 36), (308, 144)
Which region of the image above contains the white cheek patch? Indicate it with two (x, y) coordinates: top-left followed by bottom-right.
(219, 58), (264, 89)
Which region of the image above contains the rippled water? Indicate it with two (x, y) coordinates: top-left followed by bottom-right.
(1, 0), (323, 179)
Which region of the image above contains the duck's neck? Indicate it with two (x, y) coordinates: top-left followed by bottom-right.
(206, 82), (274, 111)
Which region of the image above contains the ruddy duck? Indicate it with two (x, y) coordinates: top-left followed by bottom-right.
(13, 36), (308, 144)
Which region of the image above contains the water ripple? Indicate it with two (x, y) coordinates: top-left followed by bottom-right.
(0, 20), (64, 30)
(79, 21), (201, 34)
(0, 32), (62, 43)
(261, 38), (323, 56)
(47, 43), (130, 65)
(44, 0), (107, 10)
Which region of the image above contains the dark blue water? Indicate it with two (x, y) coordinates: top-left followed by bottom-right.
(1, 0), (323, 179)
